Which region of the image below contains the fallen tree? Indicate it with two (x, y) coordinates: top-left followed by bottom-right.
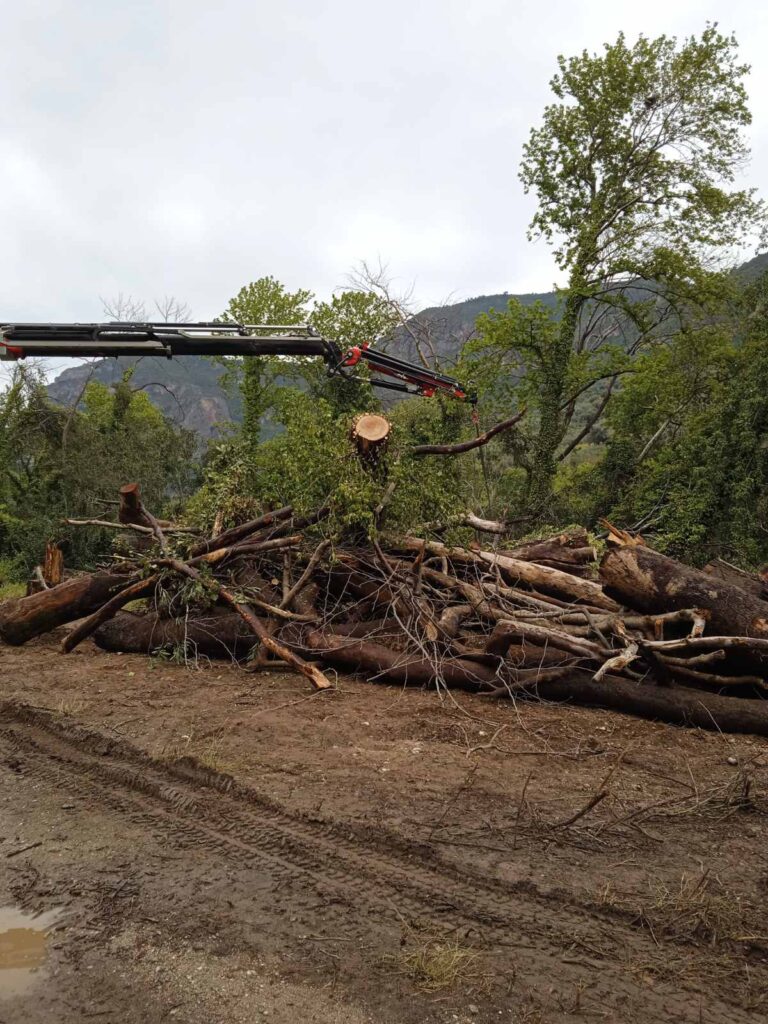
(2, 487), (767, 735)
(0, 570), (132, 646)
(601, 540), (768, 639)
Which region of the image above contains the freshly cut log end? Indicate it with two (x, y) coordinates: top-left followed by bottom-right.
(350, 413), (391, 461)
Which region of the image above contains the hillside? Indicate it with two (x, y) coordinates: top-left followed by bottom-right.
(47, 355), (242, 437)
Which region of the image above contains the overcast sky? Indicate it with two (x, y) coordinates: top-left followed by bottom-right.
(1, 0), (766, 337)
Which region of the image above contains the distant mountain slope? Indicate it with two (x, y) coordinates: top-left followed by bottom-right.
(47, 355), (241, 437)
(391, 290), (558, 364)
(45, 255), (766, 437)
(735, 252), (768, 280)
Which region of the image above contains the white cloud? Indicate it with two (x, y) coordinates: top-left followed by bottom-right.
(0, 0), (764, 329)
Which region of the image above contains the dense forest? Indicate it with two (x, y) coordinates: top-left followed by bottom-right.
(2, 25), (767, 595)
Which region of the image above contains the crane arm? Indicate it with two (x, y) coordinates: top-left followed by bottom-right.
(0, 321), (475, 403)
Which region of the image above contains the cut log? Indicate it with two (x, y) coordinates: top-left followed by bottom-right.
(0, 572), (131, 646)
(118, 483), (168, 550)
(62, 575), (159, 653)
(600, 545), (768, 639)
(703, 559), (768, 603)
(189, 506), (294, 558)
(160, 558), (332, 690)
(501, 531), (593, 563)
(301, 631), (498, 690)
(395, 539), (619, 611)
(350, 413), (391, 461)
(94, 611), (262, 658)
(528, 672), (768, 737)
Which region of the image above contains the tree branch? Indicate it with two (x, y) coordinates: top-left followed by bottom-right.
(411, 410), (525, 456)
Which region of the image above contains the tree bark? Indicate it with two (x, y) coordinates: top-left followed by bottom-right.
(410, 411), (525, 456)
(94, 611), (262, 658)
(189, 506), (294, 558)
(530, 671), (768, 737)
(395, 539), (618, 611)
(0, 572), (131, 646)
(118, 483), (168, 550)
(62, 575), (159, 653)
(301, 630), (498, 690)
(703, 559), (768, 603)
(600, 545), (768, 639)
(161, 558), (332, 689)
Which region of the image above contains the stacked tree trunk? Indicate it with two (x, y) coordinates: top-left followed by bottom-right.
(1, 491), (767, 735)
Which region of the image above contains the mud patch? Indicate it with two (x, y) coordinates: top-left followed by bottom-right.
(0, 906), (60, 998)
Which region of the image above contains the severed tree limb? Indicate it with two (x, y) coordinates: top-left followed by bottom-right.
(189, 535), (302, 567)
(189, 506), (294, 557)
(593, 642), (639, 682)
(659, 649), (726, 669)
(66, 518), (197, 536)
(62, 575), (159, 653)
(463, 512), (533, 534)
(160, 559), (331, 689)
(410, 410), (525, 456)
(280, 539), (332, 610)
(488, 618), (611, 661)
(644, 635), (768, 655)
(661, 664), (767, 690)
(395, 538), (619, 611)
(300, 631), (498, 690)
(437, 604), (474, 639)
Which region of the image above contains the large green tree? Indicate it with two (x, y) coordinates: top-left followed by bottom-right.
(219, 277), (313, 444)
(481, 26), (764, 514)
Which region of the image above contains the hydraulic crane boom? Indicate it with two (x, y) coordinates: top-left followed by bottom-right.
(0, 321), (474, 403)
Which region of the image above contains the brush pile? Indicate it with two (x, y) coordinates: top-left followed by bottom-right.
(1, 484), (767, 735)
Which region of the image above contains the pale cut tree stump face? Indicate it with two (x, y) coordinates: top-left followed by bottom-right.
(352, 414), (390, 443)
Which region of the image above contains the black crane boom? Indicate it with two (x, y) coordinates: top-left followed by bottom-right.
(0, 321), (475, 403)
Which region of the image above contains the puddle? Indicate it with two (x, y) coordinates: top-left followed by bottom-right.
(0, 906), (60, 998)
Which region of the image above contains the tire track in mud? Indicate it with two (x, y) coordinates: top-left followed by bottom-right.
(0, 701), (760, 1023)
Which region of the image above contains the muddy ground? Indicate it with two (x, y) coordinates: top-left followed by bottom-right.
(0, 632), (767, 1023)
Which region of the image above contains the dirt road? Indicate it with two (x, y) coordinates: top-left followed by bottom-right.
(1, 635), (767, 1022)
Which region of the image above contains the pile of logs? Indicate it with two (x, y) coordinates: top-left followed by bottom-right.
(1, 486), (768, 735)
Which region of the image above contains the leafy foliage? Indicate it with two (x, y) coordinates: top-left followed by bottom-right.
(0, 366), (197, 578)
(579, 306), (768, 566)
(4, 27), (768, 579)
(187, 389), (474, 539)
(219, 276), (313, 444)
(513, 25), (765, 511)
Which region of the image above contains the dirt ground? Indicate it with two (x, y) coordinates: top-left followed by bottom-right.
(1, 632), (767, 1023)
